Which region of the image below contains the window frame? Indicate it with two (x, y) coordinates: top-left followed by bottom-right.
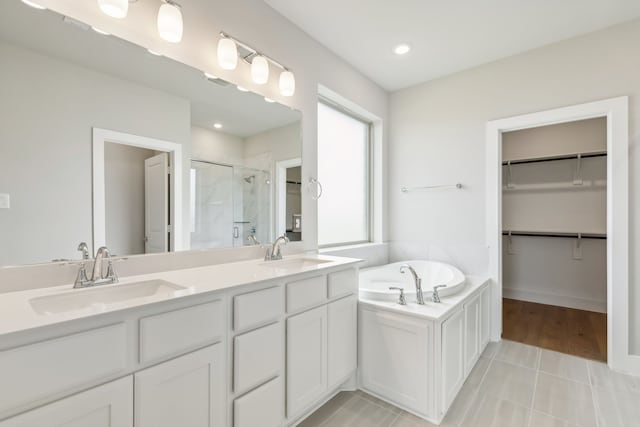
(317, 97), (373, 248)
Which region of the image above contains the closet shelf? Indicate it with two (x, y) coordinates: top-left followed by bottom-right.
(502, 230), (606, 239)
(502, 151), (606, 166)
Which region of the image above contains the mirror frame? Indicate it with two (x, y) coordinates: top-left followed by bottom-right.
(92, 127), (184, 253)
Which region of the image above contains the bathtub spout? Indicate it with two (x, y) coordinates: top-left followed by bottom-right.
(400, 264), (425, 305)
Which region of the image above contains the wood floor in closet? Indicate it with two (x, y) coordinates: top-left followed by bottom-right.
(502, 298), (607, 362)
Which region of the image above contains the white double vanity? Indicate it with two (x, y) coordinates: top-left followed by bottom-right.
(0, 255), (360, 427)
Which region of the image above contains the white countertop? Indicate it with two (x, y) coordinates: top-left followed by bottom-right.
(0, 254), (362, 338)
(358, 275), (490, 321)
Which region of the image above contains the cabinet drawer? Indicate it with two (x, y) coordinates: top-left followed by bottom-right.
(234, 323), (282, 395)
(139, 300), (224, 364)
(234, 377), (282, 427)
(328, 269), (358, 298)
(286, 276), (326, 313)
(233, 286), (282, 332)
(0, 323), (128, 419)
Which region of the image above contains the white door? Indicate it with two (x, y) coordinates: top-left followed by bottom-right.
(328, 296), (357, 388)
(286, 305), (328, 419)
(441, 309), (465, 414)
(144, 152), (169, 253)
(359, 307), (432, 418)
(135, 344), (225, 427)
(464, 295), (481, 375)
(0, 377), (133, 427)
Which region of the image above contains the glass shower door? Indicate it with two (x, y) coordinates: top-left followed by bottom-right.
(190, 161), (234, 249)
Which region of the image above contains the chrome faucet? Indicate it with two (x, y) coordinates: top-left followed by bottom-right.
(77, 242), (90, 260)
(400, 264), (425, 305)
(73, 246), (120, 288)
(265, 234), (289, 261)
(432, 284), (448, 303)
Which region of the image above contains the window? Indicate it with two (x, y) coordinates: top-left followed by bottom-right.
(317, 100), (371, 247)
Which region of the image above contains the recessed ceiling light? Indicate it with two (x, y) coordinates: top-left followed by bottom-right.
(264, 97), (275, 103)
(213, 123), (223, 129)
(91, 27), (110, 36)
(394, 44), (411, 55)
(236, 86), (249, 92)
(147, 49), (162, 56)
(21, 0), (46, 9)
(204, 72), (218, 80)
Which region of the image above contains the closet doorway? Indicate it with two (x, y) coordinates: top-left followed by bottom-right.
(501, 118), (607, 361)
(486, 97), (632, 373)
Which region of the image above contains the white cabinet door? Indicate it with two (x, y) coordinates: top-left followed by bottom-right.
(479, 285), (491, 350)
(0, 376), (132, 427)
(464, 294), (481, 375)
(135, 344), (225, 427)
(328, 296), (357, 389)
(286, 305), (328, 419)
(360, 308), (432, 418)
(441, 308), (465, 414)
(233, 377), (283, 427)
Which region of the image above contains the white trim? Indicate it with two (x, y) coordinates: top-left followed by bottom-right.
(275, 158), (302, 237)
(485, 97), (636, 375)
(92, 128), (183, 254)
(502, 287), (607, 314)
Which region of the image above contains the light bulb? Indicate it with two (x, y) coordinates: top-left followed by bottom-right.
(251, 55), (269, 85)
(279, 70), (295, 97)
(98, 0), (128, 19)
(236, 86), (249, 92)
(147, 49), (162, 56)
(264, 97), (275, 103)
(213, 123), (223, 129)
(217, 38), (238, 70)
(157, 1), (183, 43)
(394, 44), (411, 55)
(91, 27), (110, 36)
(21, 0), (46, 9)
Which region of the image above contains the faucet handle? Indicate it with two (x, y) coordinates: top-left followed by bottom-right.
(105, 260), (119, 284)
(73, 262), (90, 288)
(434, 284), (447, 290)
(432, 284), (447, 303)
(389, 287), (407, 305)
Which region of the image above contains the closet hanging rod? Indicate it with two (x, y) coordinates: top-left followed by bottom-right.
(401, 183), (463, 193)
(501, 231), (606, 240)
(502, 152), (606, 166)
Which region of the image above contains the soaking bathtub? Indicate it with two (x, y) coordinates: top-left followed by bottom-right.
(359, 260), (466, 302)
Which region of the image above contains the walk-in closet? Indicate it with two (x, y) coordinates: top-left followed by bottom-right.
(501, 117), (607, 361)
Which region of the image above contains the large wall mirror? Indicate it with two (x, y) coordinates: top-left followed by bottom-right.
(0, 2), (303, 267)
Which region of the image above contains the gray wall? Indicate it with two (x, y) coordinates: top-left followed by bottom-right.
(0, 41), (190, 266)
(389, 19), (640, 351)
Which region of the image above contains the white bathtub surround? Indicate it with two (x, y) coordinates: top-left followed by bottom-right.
(358, 263), (491, 424)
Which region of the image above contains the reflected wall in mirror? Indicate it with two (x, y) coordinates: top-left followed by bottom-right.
(0, 2), (302, 267)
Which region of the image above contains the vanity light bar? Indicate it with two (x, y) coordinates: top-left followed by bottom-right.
(218, 31), (296, 96)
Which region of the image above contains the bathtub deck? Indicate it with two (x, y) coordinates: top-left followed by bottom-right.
(502, 298), (607, 362)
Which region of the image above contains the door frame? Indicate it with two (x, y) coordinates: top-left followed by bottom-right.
(275, 158), (302, 237)
(485, 96), (635, 374)
(92, 128), (183, 253)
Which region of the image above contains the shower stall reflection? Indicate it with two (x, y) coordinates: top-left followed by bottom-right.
(190, 160), (271, 249)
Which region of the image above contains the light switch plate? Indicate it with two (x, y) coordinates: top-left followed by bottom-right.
(0, 193), (10, 209)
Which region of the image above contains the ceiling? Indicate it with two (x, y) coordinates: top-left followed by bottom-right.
(1, 1), (301, 138)
(264, 0), (640, 91)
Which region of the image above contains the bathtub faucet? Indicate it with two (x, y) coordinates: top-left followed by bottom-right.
(400, 264), (425, 305)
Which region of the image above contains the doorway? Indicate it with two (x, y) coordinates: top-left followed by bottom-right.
(486, 97), (636, 374)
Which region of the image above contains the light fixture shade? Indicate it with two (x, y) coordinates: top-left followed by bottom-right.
(157, 2), (183, 43)
(98, 0), (128, 19)
(251, 55), (269, 85)
(217, 38), (238, 70)
(279, 70), (295, 96)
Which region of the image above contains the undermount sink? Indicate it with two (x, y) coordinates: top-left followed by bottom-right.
(30, 280), (188, 315)
(259, 257), (332, 270)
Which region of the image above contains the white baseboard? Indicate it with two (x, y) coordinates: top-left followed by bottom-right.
(503, 287), (606, 313)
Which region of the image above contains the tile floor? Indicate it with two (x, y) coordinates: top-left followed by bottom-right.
(298, 340), (640, 427)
